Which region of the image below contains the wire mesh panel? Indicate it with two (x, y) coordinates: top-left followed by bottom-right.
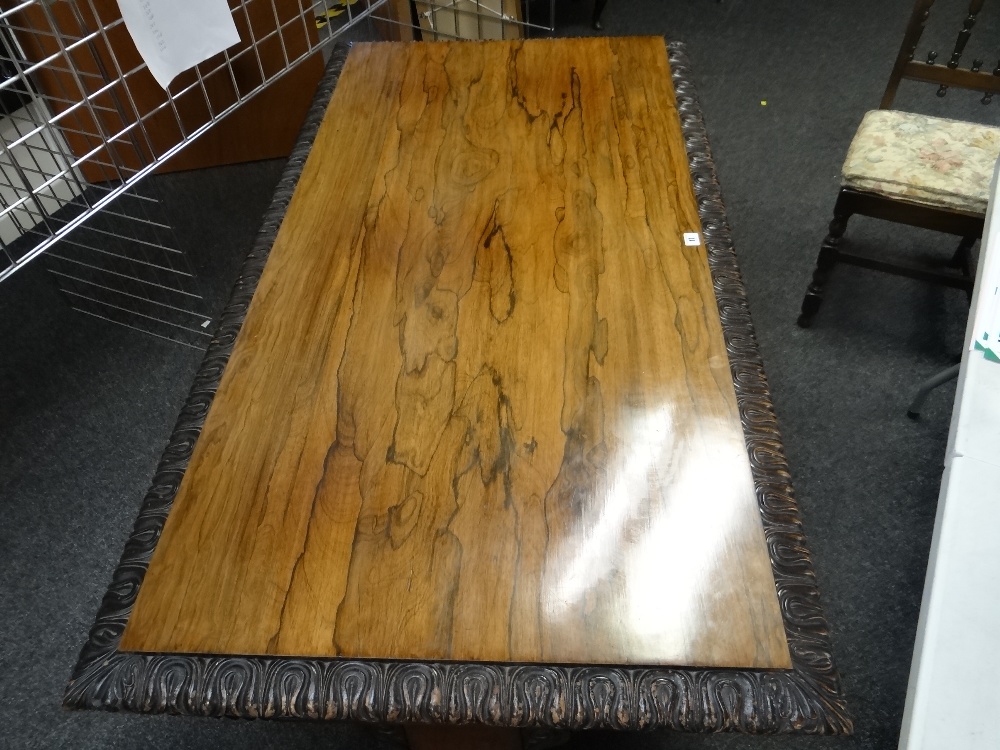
(0, 0), (389, 282)
(43, 178), (214, 347)
(0, 0), (553, 344)
(326, 0), (554, 41)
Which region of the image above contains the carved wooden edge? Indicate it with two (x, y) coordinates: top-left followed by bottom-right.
(667, 40), (851, 731)
(63, 40), (852, 734)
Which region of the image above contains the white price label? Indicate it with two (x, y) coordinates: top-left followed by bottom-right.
(683, 232), (701, 246)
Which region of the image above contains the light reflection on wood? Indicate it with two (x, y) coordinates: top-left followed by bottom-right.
(121, 38), (791, 670)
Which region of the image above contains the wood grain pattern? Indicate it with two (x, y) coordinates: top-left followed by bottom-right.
(120, 38), (790, 670)
(66, 44), (850, 731)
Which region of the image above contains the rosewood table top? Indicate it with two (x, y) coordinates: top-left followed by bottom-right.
(66, 37), (850, 734)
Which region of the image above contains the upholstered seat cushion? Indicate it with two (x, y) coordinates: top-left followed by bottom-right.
(841, 110), (1000, 215)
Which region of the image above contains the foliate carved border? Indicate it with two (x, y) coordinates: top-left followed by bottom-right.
(64, 41), (851, 734)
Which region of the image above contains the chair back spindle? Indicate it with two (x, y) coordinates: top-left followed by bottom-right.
(937, 0), (985, 96)
(948, 0), (984, 68)
(880, 0), (1000, 107)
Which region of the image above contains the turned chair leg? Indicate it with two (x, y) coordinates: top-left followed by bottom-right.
(592, 0), (608, 30)
(798, 211), (851, 328)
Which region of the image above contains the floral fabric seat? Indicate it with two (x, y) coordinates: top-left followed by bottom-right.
(842, 110), (1000, 215)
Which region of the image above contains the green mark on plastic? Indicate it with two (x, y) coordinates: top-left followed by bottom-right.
(974, 340), (1000, 363)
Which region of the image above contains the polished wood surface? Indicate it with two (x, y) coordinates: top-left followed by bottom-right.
(121, 37), (790, 669)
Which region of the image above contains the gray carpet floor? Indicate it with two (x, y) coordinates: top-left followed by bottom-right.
(1, 0), (993, 747)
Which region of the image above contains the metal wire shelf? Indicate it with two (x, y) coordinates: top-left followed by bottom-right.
(0, 0), (553, 345)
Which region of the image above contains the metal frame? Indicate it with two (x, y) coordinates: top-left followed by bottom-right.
(0, 0), (398, 280)
(0, 0), (554, 346)
(0, 0), (554, 281)
(64, 41), (851, 734)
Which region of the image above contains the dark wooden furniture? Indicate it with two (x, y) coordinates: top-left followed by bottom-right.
(798, 0), (1000, 328)
(65, 38), (849, 740)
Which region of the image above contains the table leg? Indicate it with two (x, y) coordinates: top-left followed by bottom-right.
(404, 725), (524, 749)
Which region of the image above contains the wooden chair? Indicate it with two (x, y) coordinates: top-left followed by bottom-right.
(798, 0), (1000, 328)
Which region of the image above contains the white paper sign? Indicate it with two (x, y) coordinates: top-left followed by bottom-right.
(116, 0), (241, 91)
